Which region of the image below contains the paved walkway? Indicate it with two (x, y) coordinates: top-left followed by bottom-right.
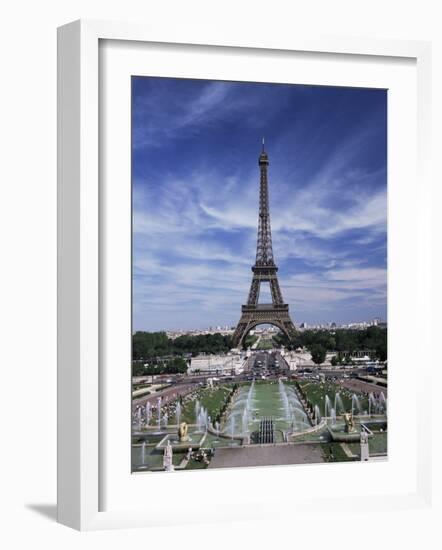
(132, 383), (196, 410)
(209, 444), (324, 469)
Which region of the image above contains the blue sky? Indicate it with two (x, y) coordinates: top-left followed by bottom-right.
(132, 77), (387, 331)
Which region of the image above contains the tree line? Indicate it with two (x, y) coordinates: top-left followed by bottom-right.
(132, 356), (188, 377)
(132, 327), (387, 371)
(273, 326), (387, 362)
(132, 331), (233, 361)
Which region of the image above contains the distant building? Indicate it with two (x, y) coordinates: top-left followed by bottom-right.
(284, 350), (311, 369)
(286, 355), (298, 371)
(188, 353), (247, 375)
(338, 349), (376, 362)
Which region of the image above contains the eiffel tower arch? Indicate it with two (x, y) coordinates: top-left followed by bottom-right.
(232, 142), (296, 349)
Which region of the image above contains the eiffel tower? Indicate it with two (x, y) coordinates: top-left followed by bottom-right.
(232, 141), (296, 348)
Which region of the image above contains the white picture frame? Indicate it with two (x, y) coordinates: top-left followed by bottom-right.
(57, 19), (433, 531)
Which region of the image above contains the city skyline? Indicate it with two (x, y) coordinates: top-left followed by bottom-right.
(132, 77), (387, 331)
(140, 316), (386, 335)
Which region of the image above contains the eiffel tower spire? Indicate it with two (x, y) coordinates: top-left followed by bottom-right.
(256, 140), (274, 266)
(232, 144), (296, 348)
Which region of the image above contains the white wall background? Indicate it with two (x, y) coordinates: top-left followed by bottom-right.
(0, 1), (440, 547)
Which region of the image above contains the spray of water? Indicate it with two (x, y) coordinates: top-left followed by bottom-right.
(351, 394), (361, 415)
(157, 397), (162, 429)
(176, 402), (182, 426)
(325, 395), (332, 417)
(314, 404), (321, 425)
(334, 392), (344, 415)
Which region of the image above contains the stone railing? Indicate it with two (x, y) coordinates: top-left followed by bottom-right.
(289, 418), (327, 440)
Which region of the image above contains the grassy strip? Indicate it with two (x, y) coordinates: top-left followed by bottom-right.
(256, 339), (274, 350)
(321, 443), (356, 462)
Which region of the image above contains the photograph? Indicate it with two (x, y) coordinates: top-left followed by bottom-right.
(130, 76), (388, 473)
(2, 0), (437, 541)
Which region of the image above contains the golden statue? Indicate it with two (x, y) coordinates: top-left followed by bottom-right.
(178, 422), (189, 442)
(343, 412), (355, 433)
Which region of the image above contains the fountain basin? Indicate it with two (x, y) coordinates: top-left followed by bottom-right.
(222, 380), (310, 443)
(156, 431), (207, 450)
(327, 422), (376, 443)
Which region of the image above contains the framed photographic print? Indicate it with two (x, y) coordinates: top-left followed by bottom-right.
(130, 76), (388, 473)
(57, 20), (433, 530)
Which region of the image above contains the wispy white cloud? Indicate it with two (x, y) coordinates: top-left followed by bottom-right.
(132, 158), (387, 328)
(132, 78), (387, 329)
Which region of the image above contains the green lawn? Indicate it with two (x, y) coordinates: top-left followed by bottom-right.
(321, 431), (387, 463)
(256, 339), (273, 350)
(245, 334), (259, 347)
(321, 443), (356, 462)
(297, 380), (369, 416)
(180, 385), (233, 424)
(368, 432), (387, 454)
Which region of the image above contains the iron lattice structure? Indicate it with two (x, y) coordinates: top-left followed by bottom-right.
(232, 144), (296, 348)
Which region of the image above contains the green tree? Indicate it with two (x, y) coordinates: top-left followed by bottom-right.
(131, 331), (233, 361)
(310, 344), (327, 365)
(166, 357), (188, 374)
(132, 362), (146, 376)
(376, 341), (387, 361)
